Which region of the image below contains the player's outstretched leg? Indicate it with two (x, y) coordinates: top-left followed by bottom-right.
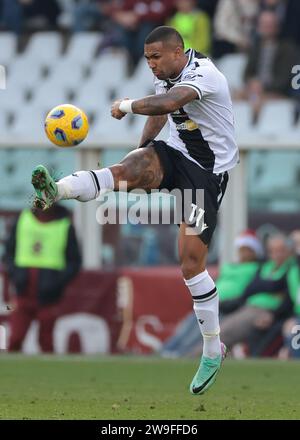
(190, 341), (227, 395)
(31, 164), (113, 210)
(31, 145), (163, 210)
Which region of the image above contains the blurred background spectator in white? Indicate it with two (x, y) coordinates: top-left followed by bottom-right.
(236, 9), (299, 121)
(212, 0), (259, 59)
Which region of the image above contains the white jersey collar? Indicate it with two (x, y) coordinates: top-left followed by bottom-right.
(166, 49), (195, 85)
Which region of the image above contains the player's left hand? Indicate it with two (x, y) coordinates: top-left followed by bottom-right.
(111, 100), (126, 120)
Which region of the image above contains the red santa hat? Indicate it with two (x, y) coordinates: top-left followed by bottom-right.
(234, 229), (264, 258)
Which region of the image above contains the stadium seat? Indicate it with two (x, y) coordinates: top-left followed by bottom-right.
(115, 78), (152, 101)
(131, 57), (155, 92)
(21, 32), (63, 67)
(47, 59), (86, 91)
(0, 112), (8, 139)
(0, 86), (26, 113)
(91, 51), (128, 92)
(0, 32), (17, 66)
(232, 101), (255, 141)
(6, 57), (43, 92)
(64, 32), (103, 67)
(10, 105), (48, 143)
(74, 78), (110, 113)
(31, 80), (70, 111)
(133, 56), (152, 77)
(256, 100), (295, 139)
(216, 53), (247, 92)
(90, 112), (138, 146)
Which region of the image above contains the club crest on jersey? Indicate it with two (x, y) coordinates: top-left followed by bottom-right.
(182, 73), (203, 81)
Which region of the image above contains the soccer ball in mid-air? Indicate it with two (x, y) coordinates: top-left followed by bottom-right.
(44, 104), (89, 147)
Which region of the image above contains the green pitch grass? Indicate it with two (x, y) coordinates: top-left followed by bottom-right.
(0, 355), (299, 420)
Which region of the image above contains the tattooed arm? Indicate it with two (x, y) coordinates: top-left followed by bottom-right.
(138, 115), (167, 147)
(133, 86), (198, 115)
(111, 86), (198, 119)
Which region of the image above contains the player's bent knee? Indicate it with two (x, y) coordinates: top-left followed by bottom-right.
(181, 256), (206, 280)
(110, 146), (163, 190)
(110, 162), (143, 190)
(110, 164), (127, 188)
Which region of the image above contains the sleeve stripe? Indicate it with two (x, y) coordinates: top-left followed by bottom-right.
(173, 82), (203, 99)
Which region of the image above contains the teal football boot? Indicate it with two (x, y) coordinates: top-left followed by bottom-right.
(190, 342), (227, 395)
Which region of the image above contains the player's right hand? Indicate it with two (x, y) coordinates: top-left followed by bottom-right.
(111, 100), (126, 120)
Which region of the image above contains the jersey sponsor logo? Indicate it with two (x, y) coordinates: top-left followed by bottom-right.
(170, 107), (195, 127)
(171, 108), (215, 171)
(175, 119), (198, 131)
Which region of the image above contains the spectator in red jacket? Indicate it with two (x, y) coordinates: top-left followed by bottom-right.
(108, 0), (175, 67)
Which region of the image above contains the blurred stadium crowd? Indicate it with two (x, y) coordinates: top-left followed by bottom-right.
(160, 229), (300, 360)
(0, 0), (299, 130)
(0, 0), (300, 359)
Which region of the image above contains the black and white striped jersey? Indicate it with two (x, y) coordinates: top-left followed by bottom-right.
(154, 49), (239, 174)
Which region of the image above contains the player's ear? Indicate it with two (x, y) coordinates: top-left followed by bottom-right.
(175, 45), (183, 57)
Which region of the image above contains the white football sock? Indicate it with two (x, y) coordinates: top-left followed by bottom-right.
(184, 270), (221, 359)
(57, 168), (114, 202)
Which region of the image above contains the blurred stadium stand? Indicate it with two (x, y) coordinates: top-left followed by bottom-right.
(215, 53), (248, 93)
(0, 28), (299, 269)
(0, 31), (298, 147)
(0, 0), (299, 356)
(0, 31), (300, 267)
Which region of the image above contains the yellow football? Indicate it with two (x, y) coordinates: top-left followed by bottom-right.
(44, 104), (89, 147)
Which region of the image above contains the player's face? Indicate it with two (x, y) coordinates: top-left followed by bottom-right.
(144, 42), (182, 80)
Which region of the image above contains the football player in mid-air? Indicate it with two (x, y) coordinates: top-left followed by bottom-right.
(32, 26), (238, 395)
